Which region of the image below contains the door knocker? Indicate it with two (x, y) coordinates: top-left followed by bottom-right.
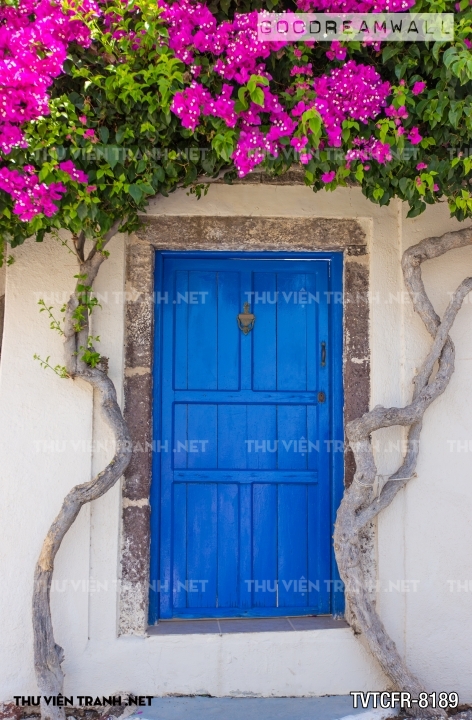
(237, 302), (256, 335)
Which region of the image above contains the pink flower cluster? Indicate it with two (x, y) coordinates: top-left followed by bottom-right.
(171, 82), (237, 131)
(0, 0), (97, 220)
(165, 0), (302, 176)
(164, 1), (402, 177)
(161, 0), (285, 84)
(345, 137), (392, 164)
(59, 160), (89, 183)
(313, 61), (391, 146)
(0, 160), (88, 222)
(0, 0), (98, 155)
(0, 167), (66, 222)
(296, 0), (414, 12)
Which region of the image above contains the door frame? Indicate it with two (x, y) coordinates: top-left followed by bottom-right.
(148, 250), (345, 624)
(118, 214), (370, 636)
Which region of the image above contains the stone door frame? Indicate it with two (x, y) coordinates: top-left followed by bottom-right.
(119, 215), (370, 635)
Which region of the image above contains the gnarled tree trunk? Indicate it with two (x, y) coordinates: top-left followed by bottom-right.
(32, 224), (472, 720)
(334, 227), (472, 715)
(32, 224), (132, 720)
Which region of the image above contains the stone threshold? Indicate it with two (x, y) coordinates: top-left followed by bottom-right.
(147, 615), (348, 636)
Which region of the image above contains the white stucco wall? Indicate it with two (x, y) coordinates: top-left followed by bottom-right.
(0, 186), (471, 701)
(0, 262), (5, 296)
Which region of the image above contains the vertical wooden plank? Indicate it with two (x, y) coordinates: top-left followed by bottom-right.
(247, 405), (277, 470)
(173, 404), (188, 469)
(277, 273), (307, 391)
(187, 404), (217, 469)
(252, 272), (277, 391)
(305, 271), (319, 393)
(306, 270), (320, 473)
(172, 484), (188, 609)
(186, 484), (217, 608)
(315, 261), (333, 612)
(307, 485), (331, 612)
(217, 404), (247, 469)
(188, 271), (217, 389)
(217, 484), (240, 608)
(278, 484), (308, 608)
(174, 270), (189, 390)
(239, 484), (253, 608)
(159, 260), (177, 619)
(217, 271), (240, 390)
(252, 484), (277, 607)
(277, 405), (308, 470)
(328, 253), (346, 616)
(240, 271), (253, 391)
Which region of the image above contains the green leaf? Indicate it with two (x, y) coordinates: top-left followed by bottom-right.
(407, 200), (427, 218)
(77, 203), (88, 220)
(382, 46), (399, 62)
(128, 184), (144, 203)
(443, 46), (458, 68)
(99, 127), (110, 144)
(250, 87), (265, 107)
(237, 87), (248, 110)
(139, 182), (156, 195)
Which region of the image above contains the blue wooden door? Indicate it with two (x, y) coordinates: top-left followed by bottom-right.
(149, 252), (344, 622)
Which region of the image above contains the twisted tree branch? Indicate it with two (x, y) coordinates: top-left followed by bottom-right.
(334, 227), (472, 714)
(31, 223), (472, 718)
(33, 222), (131, 720)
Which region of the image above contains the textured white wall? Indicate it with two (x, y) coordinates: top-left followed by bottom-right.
(0, 262), (5, 296)
(0, 186), (471, 701)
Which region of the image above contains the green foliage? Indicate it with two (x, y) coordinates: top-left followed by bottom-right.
(38, 299), (65, 335)
(0, 0), (231, 259)
(79, 336), (102, 368)
(2, 0), (472, 268)
(33, 354), (70, 378)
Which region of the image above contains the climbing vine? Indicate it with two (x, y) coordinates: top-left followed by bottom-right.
(1, 0), (472, 716)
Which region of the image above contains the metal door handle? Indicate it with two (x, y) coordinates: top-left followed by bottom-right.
(321, 341), (326, 367)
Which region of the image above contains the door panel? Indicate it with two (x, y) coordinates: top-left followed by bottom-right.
(151, 253), (343, 620)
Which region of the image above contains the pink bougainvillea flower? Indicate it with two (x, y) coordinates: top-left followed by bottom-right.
(0, 167), (68, 222)
(385, 105), (408, 119)
(326, 41), (346, 61)
(408, 127), (423, 144)
(313, 61), (391, 147)
(297, 0), (414, 11)
(346, 137), (392, 164)
(291, 101), (309, 117)
(79, 115), (88, 124)
(58, 161), (88, 184)
(290, 64), (313, 77)
(416, 162), (428, 170)
(0, 0), (97, 158)
(163, 0), (398, 178)
(290, 136), (309, 151)
(465, 39), (472, 49)
(321, 171), (336, 183)
(412, 81), (426, 95)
